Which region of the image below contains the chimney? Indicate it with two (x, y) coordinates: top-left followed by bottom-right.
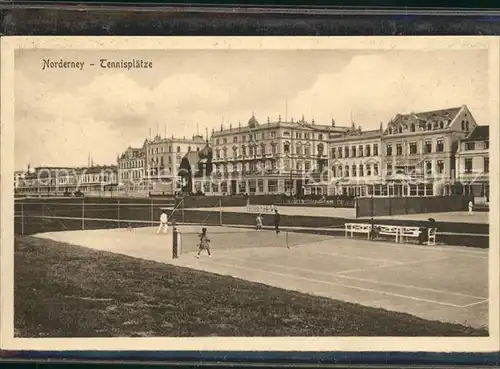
(331, 118), (335, 127)
(278, 114), (282, 122)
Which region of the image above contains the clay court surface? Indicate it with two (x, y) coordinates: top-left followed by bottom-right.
(35, 224), (488, 330)
(194, 206), (489, 224)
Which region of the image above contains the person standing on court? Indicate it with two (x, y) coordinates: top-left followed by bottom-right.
(274, 209), (281, 234)
(157, 209), (169, 234)
(468, 200), (474, 215)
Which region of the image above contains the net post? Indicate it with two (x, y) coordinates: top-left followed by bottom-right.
(286, 231), (289, 249)
(117, 199), (121, 229)
(172, 221), (178, 259)
(82, 197), (85, 230)
(21, 203), (25, 235)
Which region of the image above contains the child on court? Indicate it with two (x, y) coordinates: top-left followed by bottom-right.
(197, 227), (212, 258)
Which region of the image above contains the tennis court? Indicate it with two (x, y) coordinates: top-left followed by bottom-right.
(33, 224), (488, 330)
(172, 226), (488, 330)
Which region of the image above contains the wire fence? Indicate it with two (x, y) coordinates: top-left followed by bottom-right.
(14, 198), (178, 235)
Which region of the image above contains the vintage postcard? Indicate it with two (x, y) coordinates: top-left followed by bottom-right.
(1, 36), (499, 352)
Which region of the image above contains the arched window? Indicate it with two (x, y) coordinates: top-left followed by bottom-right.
(410, 123), (415, 132)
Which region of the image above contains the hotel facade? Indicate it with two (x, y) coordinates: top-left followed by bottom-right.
(455, 125), (490, 201)
(202, 114), (350, 196)
(14, 165), (119, 196)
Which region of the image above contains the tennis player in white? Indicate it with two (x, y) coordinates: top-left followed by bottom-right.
(157, 210), (169, 234)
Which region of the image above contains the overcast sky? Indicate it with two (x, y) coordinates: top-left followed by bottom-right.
(14, 48), (489, 170)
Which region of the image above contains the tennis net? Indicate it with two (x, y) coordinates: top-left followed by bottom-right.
(175, 225), (336, 256)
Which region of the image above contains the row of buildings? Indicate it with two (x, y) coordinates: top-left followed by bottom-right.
(15, 104), (490, 200)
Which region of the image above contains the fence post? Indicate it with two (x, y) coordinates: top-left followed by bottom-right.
(21, 203), (25, 235)
(151, 199), (154, 226)
(219, 199), (222, 226)
(182, 197), (185, 223)
(82, 197), (85, 230)
(117, 199), (121, 229)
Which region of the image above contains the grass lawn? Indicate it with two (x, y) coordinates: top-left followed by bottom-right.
(15, 236), (488, 337)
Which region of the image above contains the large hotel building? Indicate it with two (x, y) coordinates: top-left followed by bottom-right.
(327, 105), (482, 198)
(203, 114), (349, 196)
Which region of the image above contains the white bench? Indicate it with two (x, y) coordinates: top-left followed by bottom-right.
(376, 225), (401, 243)
(345, 223), (372, 240)
(399, 226), (421, 243)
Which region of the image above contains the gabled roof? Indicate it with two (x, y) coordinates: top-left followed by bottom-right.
(462, 125), (489, 142)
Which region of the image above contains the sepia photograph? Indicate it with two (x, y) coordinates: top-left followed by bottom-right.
(1, 36), (498, 352)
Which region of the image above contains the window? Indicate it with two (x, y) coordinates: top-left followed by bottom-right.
(465, 142), (475, 151)
(338, 147), (343, 158)
(437, 160), (444, 174)
(484, 141), (489, 149)
(436, 139), (444, 152)
(410, 123), (415, 132)
(464, 158), (473, 173)
(461, 120), (465, 130)
(396, 143), (403, 156)
(351, 165), (357, 177)
(425, 161), (432, 176)
(296, 162), (302, 171)
(284, 143), (290, 154)
(223, 147), (227, 158)
(374, 164), (379, 176)
(484, 157), (489, 173)
(233, 148), (237, 158)
(359, 145), (364, 157)
(177, 146), (181, 153)
(352, 146), (357, 157)
(425, 140), (432, 153)
(318, 134), (323, 141)
(427, 123), (432, 130)
(366, 145), (371, 156)
(304, 146), (310, 156)
(398, 126), (402, 133)
(344, 165), (350, 177)
(284, 159), (290, 170)
(268, 180), (278, 193)
(258, 180), (264, 193)
(465, 121), (470, 131)
(386, 164), (392, 176)
(261, 144), (266, 155)
(409, 142), (417, 154)
(373, 144), (378, 156)
(386, 144), (392, 156)
(332, 166), (336, 177)
(304, 161), (311, 171)
(344, 147), (349, 158)
(366, 164), (372, 176)
(296, 145), (302, 155)
(439, 121), (444, 129)
(233, 136), (238, 143)
(359, 165), (364, 177)
(223, 138), (228, 144)
(331, 148), (336, 158)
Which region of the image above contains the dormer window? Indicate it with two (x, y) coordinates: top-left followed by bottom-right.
(427, 123), (432, 130)
(439, 121), (444, 129)
(410, 124), (415, 132)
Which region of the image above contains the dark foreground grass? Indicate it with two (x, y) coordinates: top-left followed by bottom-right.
(15, 236), (487, 338)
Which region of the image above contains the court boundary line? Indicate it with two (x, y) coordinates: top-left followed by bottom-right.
(213, 254), (487, 301)
(208, 261), (468, 308)
(336, 256), (452, 275)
